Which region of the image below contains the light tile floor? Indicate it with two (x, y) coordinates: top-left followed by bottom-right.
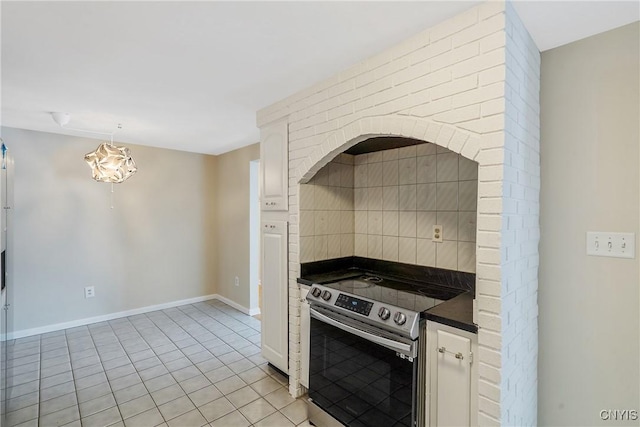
(3, 300), (310, 427)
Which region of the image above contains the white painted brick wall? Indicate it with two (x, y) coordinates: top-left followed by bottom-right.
(257, 1), (540, 423)
(500, 3), (540, 425)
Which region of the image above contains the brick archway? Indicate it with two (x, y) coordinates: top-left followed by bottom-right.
(296, 115), (482, 184)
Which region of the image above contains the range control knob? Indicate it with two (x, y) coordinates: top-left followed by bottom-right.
(310, 287), (322, 298)
(321, 290), (332, 301)
(378, 307), (391, 320)
(394, 312), (407, 326)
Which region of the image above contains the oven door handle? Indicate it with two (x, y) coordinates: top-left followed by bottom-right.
(310, 307), (414, 356)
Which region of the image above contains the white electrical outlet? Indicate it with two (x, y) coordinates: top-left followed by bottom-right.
(587, 232), (635, 259)
(84, 286), (95, 298)
(234, 276), (240, 287)
(433, 225), (443, 243)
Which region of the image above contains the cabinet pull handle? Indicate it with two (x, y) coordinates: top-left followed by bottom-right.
(437, 346), (464, 360)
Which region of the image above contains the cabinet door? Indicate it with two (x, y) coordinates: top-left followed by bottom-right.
(260, 221), (288, 373)
(434, 330), (472, 426)
(260, 120), (288, 211)
(300, 288), (310, 388)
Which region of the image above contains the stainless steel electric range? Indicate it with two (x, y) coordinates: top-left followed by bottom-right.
(306, 274), (462, 427)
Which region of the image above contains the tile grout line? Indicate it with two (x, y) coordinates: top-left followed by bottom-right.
(85, 319), (128, 427)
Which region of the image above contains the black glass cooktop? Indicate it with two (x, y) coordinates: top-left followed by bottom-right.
(320, 274), (463, 313)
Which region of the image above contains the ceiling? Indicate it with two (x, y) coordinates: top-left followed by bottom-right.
(1, 1), (638, 155)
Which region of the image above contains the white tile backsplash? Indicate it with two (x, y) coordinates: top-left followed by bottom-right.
(458, 212), (476, 243)
(399, 237), (417, 264)
(355, 144), (477, 272)
(300, 155), (357, 263)
(383, 186), (399, 211)
(355, 234), (367, 256)
(416, 143), (437, 157)
(354, 164), (367, 188)
(299, 143), (478, 272)
(367, 211), (383, 235)
(314, 211), (327, 235)
(436, 211), (458, 241)
(327, 234), (341, 258)
(416, 183), (437, 210)
(340, 234), (354, 257)
(367, 162), (383, 187)
(314, 235), (328, 260)
(299, 184), (314, 210)
(416, 155), (437, 183)
(354, 211), (368, 234)
(398, 211), (417, 237)
(457, 241), (476, 273)
(354, 188), (367, 211)
(436, 182), (458, 210)
(383, 211), (399, 236)
(417, 211), (437, 239)
(437, 153), (460, 182)
(398, 145), (417, 159)
(382, 236), (399, 261)
(436, 240), (457, 270)
(398, 158), (417, 185)
(367, 187), (383, 211)
(459, 156), (479, 181)
(341, 166), (355, 188)
(459, 181), (478, 211)
(416, 238), (436, 267)
(398, 185), (417, 210)
(383, 148), (399, 162)
(382, 160), (399, 186)
(368, 235), (382, 258)
(367, 151), (384, 164)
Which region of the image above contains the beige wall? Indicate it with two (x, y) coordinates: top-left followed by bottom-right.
(3, 127), (219, 334)
(214, 143), (260, 310)
(539, 22), (639, 426)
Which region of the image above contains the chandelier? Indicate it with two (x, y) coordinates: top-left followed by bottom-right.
(50, 112), (137, 183)
(51, 112), (138, 208)
(84, 141), (137, 183)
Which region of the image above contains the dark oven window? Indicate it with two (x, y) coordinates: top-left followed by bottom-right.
(309, 317), (416, 427)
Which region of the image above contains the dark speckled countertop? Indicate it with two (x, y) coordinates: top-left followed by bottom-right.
(298, 256), (477, 334)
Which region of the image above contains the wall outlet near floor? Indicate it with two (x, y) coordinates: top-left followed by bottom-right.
(586, 232), (635, 259)
(234, 276), (240, 287)
(433, 225), (443, 243)
(84, 286), (95, 298)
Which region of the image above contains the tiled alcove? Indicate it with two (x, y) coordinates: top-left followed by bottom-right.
(299, 141), (478, 273)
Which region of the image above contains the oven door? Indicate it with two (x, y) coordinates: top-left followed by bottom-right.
(309, 306), (417, 427)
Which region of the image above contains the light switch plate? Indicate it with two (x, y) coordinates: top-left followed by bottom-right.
(586, 232), (635, 259)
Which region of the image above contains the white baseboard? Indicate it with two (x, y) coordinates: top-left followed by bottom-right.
(213, 294), (261, 317)
(8, 293), (258, 340)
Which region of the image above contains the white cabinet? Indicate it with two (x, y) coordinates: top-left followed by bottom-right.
(260, 119), (288, 211)
(300, 287), (310, 389)
(260, 221), (288, 373)
(426, 322), (478, 427)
